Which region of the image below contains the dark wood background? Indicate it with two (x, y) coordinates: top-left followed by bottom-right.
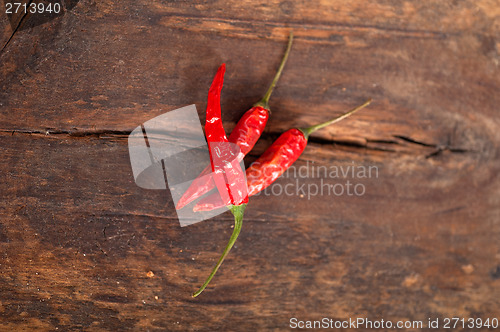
(1, 0), (499, 330)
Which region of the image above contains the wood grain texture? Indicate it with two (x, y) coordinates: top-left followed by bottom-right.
(0, 0), (499, 330)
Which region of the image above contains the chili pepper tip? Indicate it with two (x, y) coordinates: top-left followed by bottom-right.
(254, 31), (294, 111)
(299, 99), (372, 139)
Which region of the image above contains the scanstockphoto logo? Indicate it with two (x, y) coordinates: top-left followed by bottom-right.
(127, 105), (243, 227)
(128, 106), (378, 227)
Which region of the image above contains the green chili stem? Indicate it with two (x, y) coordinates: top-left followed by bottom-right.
(254, 31), (294, 110)
(192, 204), (246, 298)
(299, 99), (372, 139)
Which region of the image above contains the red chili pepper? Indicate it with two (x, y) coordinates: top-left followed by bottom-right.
(193, 99), (372, 212)
(176, 32), (294, 210)
(192, 64), (249, 298)
(204, 64), (248, 207)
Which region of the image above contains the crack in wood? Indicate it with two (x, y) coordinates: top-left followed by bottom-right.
(0, 129), (474, 158)
(393, 134), (474, 158)
(0, 128), (131, 137)
(0, 0), (33, 56)
(393, 135), (436, 147)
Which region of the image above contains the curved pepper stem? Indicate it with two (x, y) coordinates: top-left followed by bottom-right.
(299, 99), (372, 140)
(254, 31), (294, 110)
(192, 204), (246, 297)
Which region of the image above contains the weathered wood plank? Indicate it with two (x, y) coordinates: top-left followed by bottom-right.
(0, 0), (498, 144)
(0, 127), (499, 329)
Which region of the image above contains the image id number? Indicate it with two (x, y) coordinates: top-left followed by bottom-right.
(5, 2), (62, 14)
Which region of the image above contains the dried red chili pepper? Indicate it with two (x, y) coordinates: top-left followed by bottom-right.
(193, 99), (372, 212)
(192, 64), (248, 298)
(176, 32), (294, 210)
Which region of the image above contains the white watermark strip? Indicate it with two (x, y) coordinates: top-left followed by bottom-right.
(289, 317), (499, 329)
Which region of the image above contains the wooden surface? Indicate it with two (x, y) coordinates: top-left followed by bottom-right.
(1, 0), (500, 330)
